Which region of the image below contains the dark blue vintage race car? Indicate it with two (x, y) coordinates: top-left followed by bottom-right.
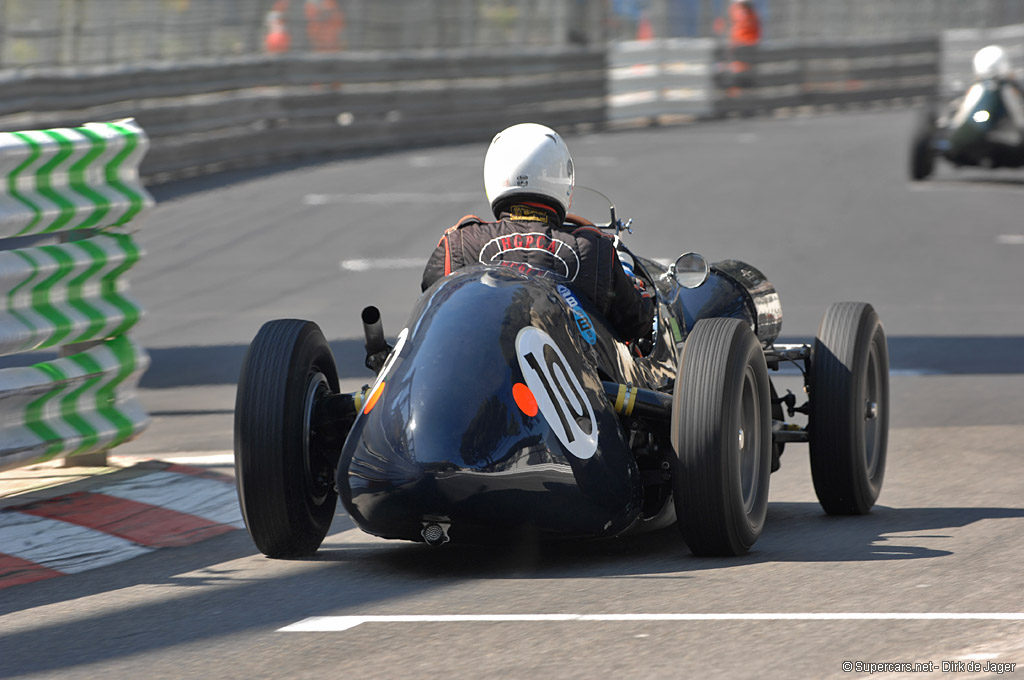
(234, 195), (889, 558)
(911, 76), (1024, 180)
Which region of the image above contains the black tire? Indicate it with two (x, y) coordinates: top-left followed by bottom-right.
(910, 111), (936, 180)
(672, 317), (772, 556)
(808, 302), (889, 515)
(235, 319), (340, 557)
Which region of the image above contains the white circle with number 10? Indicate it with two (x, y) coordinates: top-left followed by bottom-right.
(515, 326), (598, 459)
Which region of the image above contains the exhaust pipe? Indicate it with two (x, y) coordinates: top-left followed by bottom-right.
(602, 381), (673, 419)
(362, 306), (392, 373)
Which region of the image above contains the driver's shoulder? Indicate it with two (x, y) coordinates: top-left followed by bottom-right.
(447, 214), (489, 233)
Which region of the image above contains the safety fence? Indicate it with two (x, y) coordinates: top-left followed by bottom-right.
(0, 119), (153, 472)
(0, 0), (604, 68)
(609, 36), (941, 122)
(4, 0), (1023, 68)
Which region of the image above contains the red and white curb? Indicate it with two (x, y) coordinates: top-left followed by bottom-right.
(0, 463), (242, 589)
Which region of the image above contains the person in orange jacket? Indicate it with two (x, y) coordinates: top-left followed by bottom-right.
(727, 0), (761, 47)
(305, 0), (345, 52)
(264, 0), (291, 53)
(714, 0), (762, 93)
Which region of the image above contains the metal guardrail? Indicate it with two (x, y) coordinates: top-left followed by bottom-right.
(1, 48), (608, 182)
(608, 36), (941, 124)
(0, 119), (153, 472)
(712, 37), (941, 117)
(609, 39), (717, 121)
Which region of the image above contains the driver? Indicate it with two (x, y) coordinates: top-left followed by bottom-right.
(421, 123), (654, 344)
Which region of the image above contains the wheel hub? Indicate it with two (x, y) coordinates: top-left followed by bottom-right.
(865, 400), (878, 420)
(738, 427), (746, 450)
(303, 372), (332, 505)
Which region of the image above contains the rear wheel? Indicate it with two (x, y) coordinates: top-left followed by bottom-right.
(910, 111), (936, 180)
(672, 317), (772, 556)
(808, 302), (889, 515)
(235, 319), (340, 557)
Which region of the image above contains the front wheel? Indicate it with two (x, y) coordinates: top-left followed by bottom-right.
(235, 319), (341, 558)
(808, 302), (889, 515)
(672, 317), (772, 556)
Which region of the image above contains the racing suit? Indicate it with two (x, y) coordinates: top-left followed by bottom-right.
(421, 203), (655, 343)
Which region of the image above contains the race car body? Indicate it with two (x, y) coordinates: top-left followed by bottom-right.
(912, 77), (1024, 179)
(234, 196), (889, 558)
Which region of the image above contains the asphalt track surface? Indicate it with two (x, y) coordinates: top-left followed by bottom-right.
(3, 109), (1024, 679)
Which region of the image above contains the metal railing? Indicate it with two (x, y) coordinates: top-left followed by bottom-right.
(0, 0), (605, 68)
(3, 0), (1024, 70)
(0, 47), (609, 182)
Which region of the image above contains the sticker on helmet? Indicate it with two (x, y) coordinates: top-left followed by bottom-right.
(515, 326), (598, 460)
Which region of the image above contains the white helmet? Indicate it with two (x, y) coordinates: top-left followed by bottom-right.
(483, 123), (574, 219)
(973, 45), (1012, 78)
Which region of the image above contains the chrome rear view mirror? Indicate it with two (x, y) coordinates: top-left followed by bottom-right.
(670, 252), (709, 289)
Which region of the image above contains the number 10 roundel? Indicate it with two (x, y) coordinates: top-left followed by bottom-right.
(515, 326), (598, 460)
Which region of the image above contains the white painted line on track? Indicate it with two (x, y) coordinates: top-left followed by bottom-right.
(305, 192), (479, 205)
(0, 513), (153, 574)
(340, 257), (424, 272)
(996, 234), (1024, 244)
(279, 612), (1024, 632)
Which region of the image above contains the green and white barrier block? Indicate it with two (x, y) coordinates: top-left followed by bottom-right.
(0, 233), (144, 356)
(0, 119), (154, 469)
(0, 336), (150, 472)
(0, 120), (152, 239)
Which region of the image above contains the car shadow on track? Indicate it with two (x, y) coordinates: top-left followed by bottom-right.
(920, 173), (1024, 189)
(3, 504), (1022, 677)
(310, 502), (1024, 578)
(753, 502), (1024, 563)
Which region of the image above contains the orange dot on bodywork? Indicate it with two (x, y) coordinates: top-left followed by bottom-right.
(363, 381), (385, 414)
(513, 382), (538, 417)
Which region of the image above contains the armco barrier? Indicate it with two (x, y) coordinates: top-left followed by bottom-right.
(0, 48), (607, 183)
(608, 37), (941, 124)
(0, 120), (153, 472)
(0, 39), (953, 181)
(711, 37), (941, 117)
(609, 39), (717, 121)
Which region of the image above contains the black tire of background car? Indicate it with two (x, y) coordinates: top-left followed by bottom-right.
(671, 317), (772, 557)
(234, 319), (341, 558)
(808, 302), (890, 515)
(910, 110), (936, 180)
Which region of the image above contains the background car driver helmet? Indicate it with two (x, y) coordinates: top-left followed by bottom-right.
(483, 123), (574, 220)
(973, 44), (1012, 78)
